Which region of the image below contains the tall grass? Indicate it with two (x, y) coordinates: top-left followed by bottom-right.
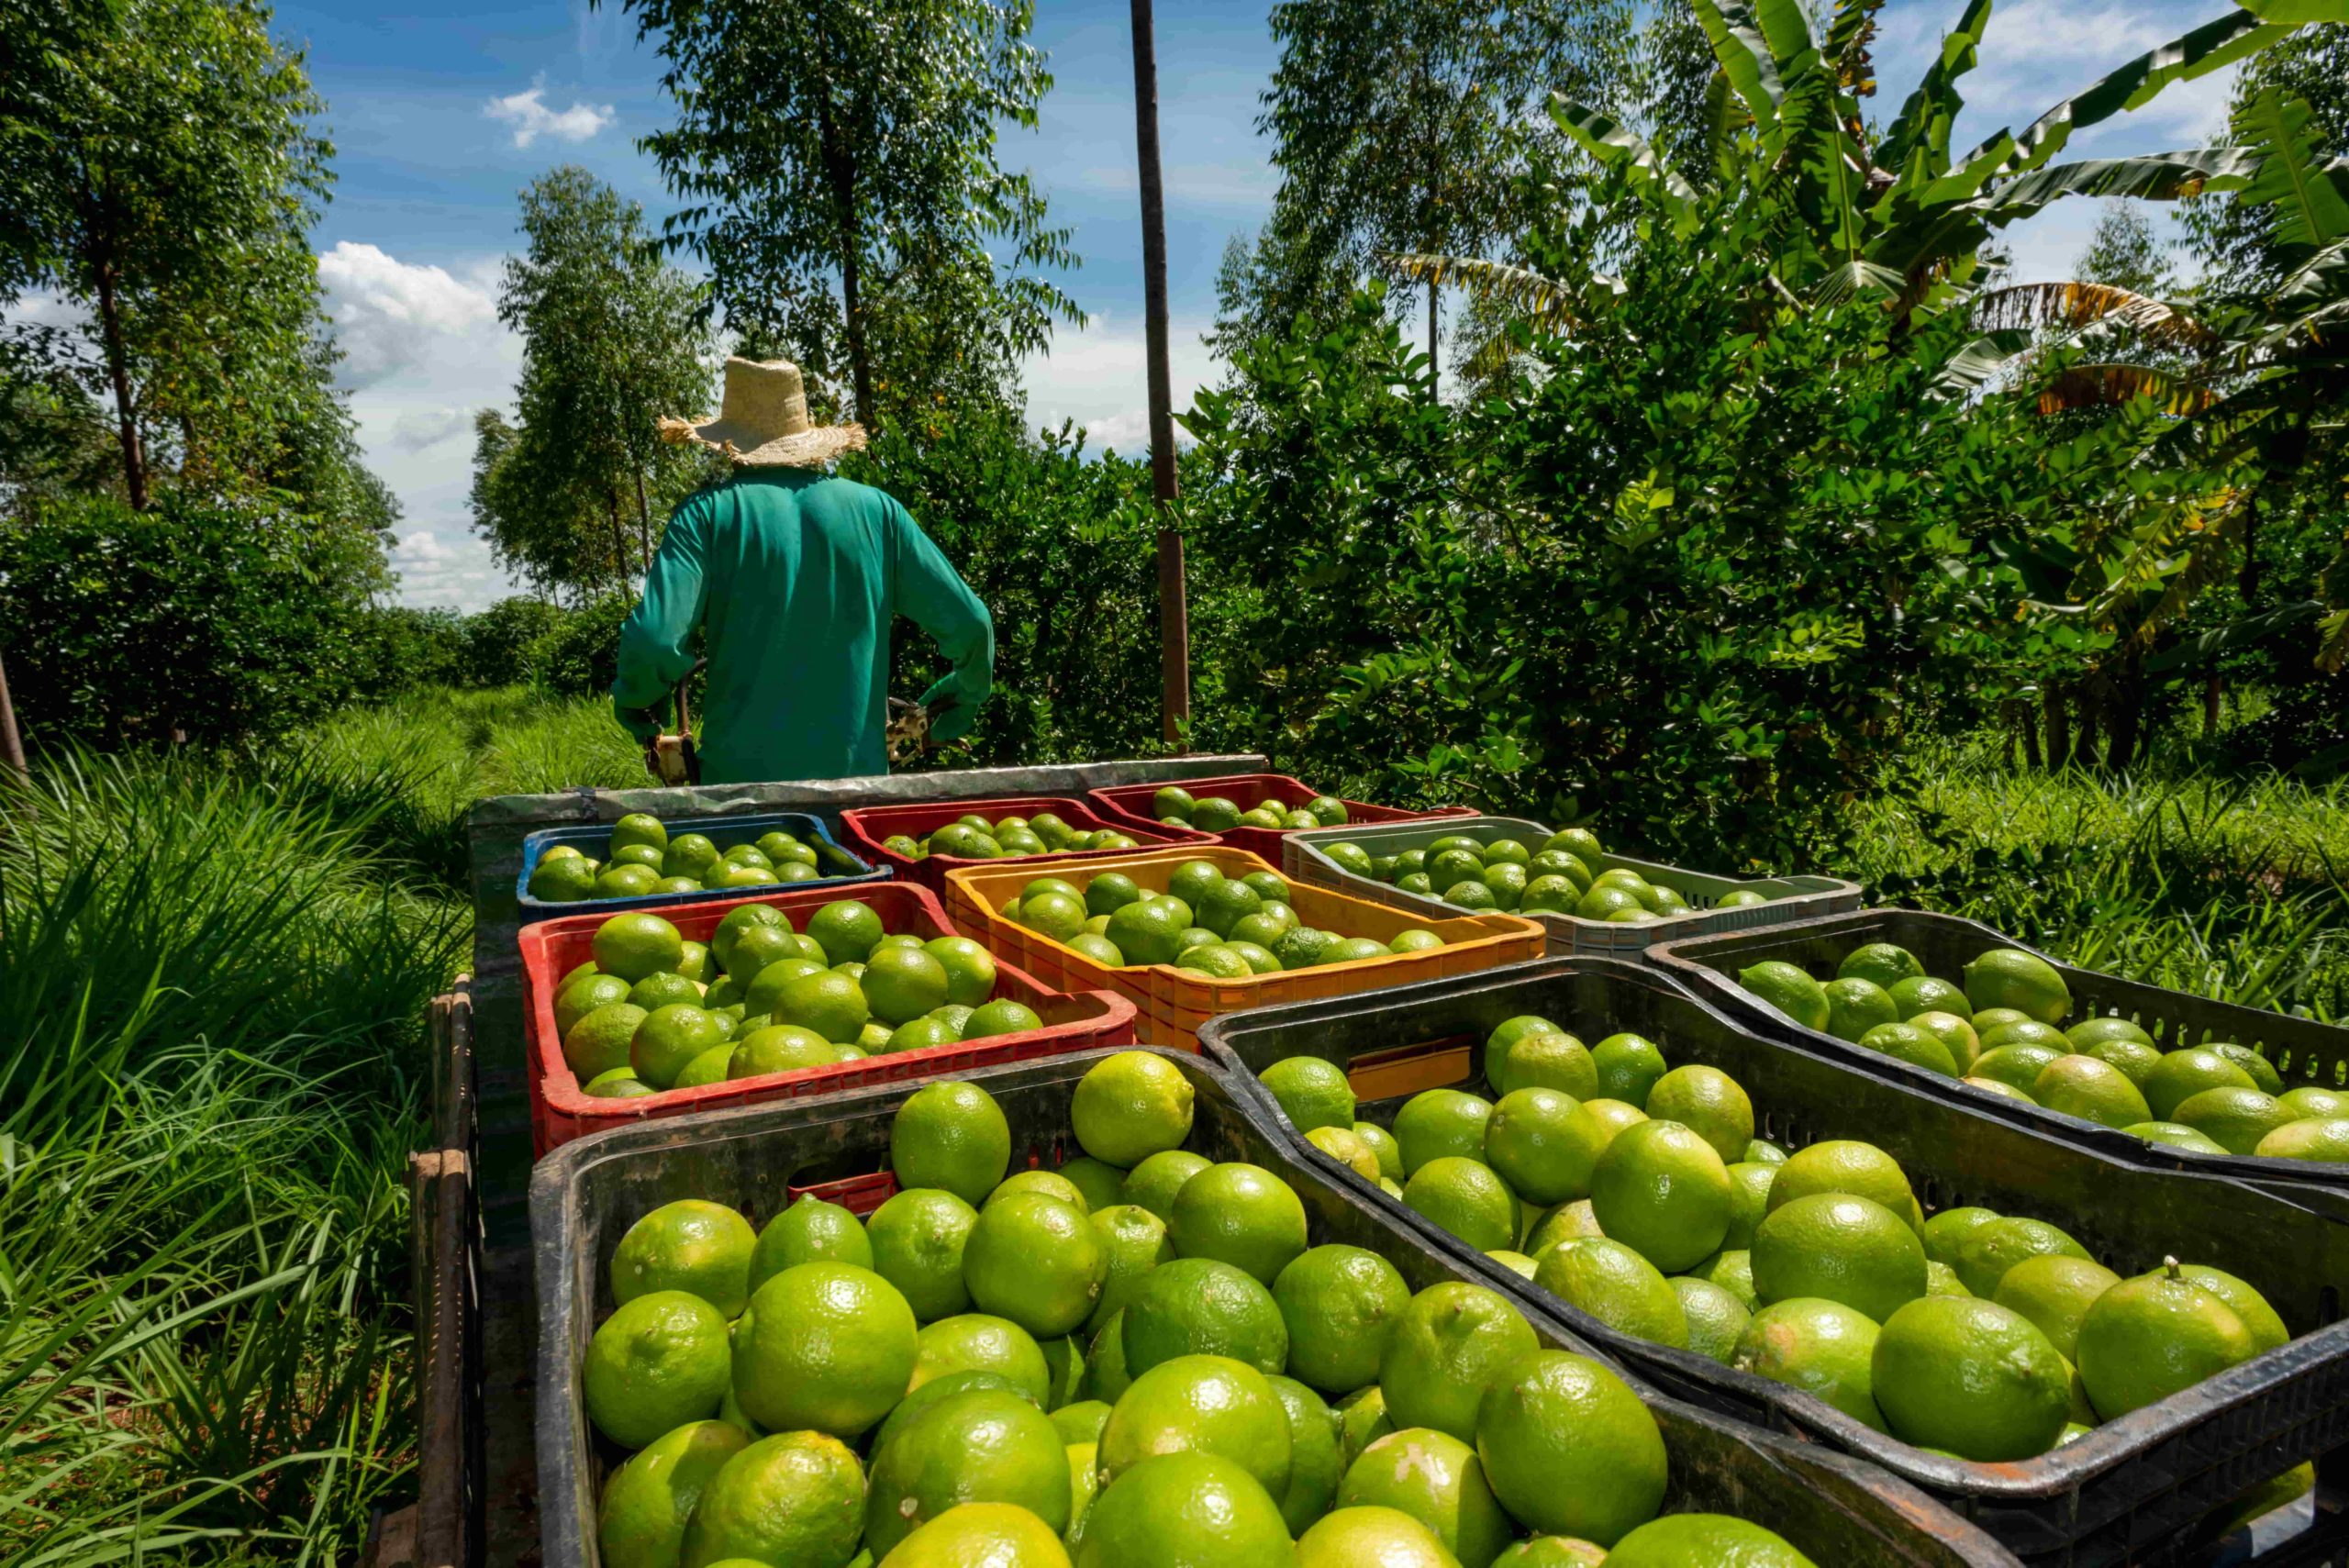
(1844, 738), (2349, 1019)
(0, 751), (466, 1565)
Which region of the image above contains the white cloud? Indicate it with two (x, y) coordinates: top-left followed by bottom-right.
(318, 241), (500, 386)
(389, 406), (473, 454)
(1019, 312), (1224, 457)
(485, 84), (617, 149)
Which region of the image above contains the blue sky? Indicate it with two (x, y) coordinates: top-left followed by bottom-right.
(280, 0), (2252, 609)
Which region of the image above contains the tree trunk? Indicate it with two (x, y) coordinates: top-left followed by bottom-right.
(0, 649), (27, 778)
(91, 255), (148, 510)
(2042, 684), (2070, 770)
(2105, 655), (2143, 771)
(1131, 0), (1190, 747)
(633, 469), (653, 571)
(2071, 689), (2100, 770)
(607, 494), (631, 593)
(816, 80), (874, 426)
(1427, 277), (1440, 394)
(2240, 492), (2261, 603)
(2204, 673), (2223, 737)
(2013, 699), (2042, 770)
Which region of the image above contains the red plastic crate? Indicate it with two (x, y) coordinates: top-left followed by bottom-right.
(836, 794), (1215, 896)
(518, 882), (1138, 1155)
(1086, 772), (1474, 862)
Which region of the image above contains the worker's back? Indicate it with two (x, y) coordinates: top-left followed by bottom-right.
(613, 468), (993, 784)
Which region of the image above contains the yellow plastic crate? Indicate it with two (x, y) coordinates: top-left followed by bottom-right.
(943, 844), (1545, 1050)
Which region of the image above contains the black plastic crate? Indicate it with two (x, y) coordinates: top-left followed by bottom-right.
(529, 1048), (2019, 1568)
(515, 809), (884, 925)
(1651, 908), (2349, 1213)
(1197, 958), (2349, 1568)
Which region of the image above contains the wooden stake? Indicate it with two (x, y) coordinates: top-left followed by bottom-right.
(1130, 0), (1190, 749)
(0, 649), (25, 778)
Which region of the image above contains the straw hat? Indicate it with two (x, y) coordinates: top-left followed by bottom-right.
(659, 357), (866, 467)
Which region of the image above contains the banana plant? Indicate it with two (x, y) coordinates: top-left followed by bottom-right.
(1547, 0), (2339, 319)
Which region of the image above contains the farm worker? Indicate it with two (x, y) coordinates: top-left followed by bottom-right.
(611, 357), (993, 783)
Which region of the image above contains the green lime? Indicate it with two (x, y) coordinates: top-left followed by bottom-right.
(1533, 1239), (1687, 1349)
(1731, 1297), (1887, 1430)
(750, 1195), (872, 1293)
(1856, 1021), (1958, 1077)
(1963, 949), (2072, 1025)
(1764, 1140), (1918, 1229)
(2032, 1055), (2152, 1128)
(802, 899), (884, 965)
(1483, 1088), (1586, 1206)
(1874, 1296), (2071, 1460)
(2076, 1261), (2260, 1419)
(1722, 1162), (1776, 1251)
(1643, 1065), (1754, 1163)
(1122, 1257), (1288, 1377)
(1475, 1349), (1667, 1546)
(1954, 1217), (2092, 1299)
(965, 1194), (1106, 1338)
(1991, 1254), (2120, 1360)
(610, 1199), (756, 1317)
(1823, 978), (1900, 1043)
(565, 1002), (649, 1081)
(586, 1066), (659, 1098)
(1085, 1311), (1133, 1406)
(885, 1499), (1074, 1565)
(1908, 1012), (1981, 1073)
(2256, 1118), (2349, 1161)
(678, 1430), (866, 1565)
(1752, 1193), (1927, 1322)
(1590, 1119), (1734, 1273)
(1524, 1198), (1605, 1257)
(593, 913), (686, 984)
(907, 1314), (1050, 1407)
(1085, 1203), (1174, 1335)
(1672, 1276), (1752, 1364)
(2142, 1049), (2259, 1120)
(1590, 1034), (1668, 1107)
(557, 973), (635, 1038)
(732, 1262), (918, 1437)
(629, 1004), (727, 1090)
(1120, 1150), (1210, 1221)
(1337, 1428), (1512, 1568)
(583, 1290), (731, 1449)
(863, 1387), (1071, 1556)
(1307, 1125), (1383, 1178)
(2174, 1086), (2299, 1153)
(893, 1082), (1012, 1206)
(1272, 1244), (1409, 1396)
(1053, 1399), (1111, 1447)
(1292, 1507), (1457, 1567)
(1887, 975), (1969, 1020)
(1608, 1516), (1814, 1566)
(1261, 1056), (1356, 1133)
(1403, 1157), (1520, 1253)
(1169, 1162), (1308, 1284)
(2177, 1264), (2289, 1352)
(1393, 1090), (1496, 1175)
(1073, 1051), (1196, 1168)
(1838, 942), (1925, 991)
(1072, 1451), (1293, 1568)
(596, 1418), (747, 1568)
(727, 1024), (838, 1079)
(1098, 1354), (1293, 1500)
(866, 1187), (979, 1323)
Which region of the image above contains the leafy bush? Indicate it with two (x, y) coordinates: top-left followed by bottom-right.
(462, 595), (568, 688)
(526, 594), (633, 698)
(846, 405), (1167, 767)
(0, 490), (388, 749)
(352, 604), (468, 694)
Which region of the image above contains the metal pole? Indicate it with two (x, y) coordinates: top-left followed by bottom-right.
(0, 649), (26, 777)
(1130, 0), (1190, 749)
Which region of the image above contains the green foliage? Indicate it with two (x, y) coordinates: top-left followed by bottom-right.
(621, 0), (1080, 423)
(0, 490), (393, 750)
(843, 404), (1165, 767)
(526, 595), (636, 699)
(0, 0), (376, 517)
(473, 166), (716, 599)
(1186, 169), (2155, 864)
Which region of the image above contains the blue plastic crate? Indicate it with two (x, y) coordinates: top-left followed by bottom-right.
(513, 811), (886, 924)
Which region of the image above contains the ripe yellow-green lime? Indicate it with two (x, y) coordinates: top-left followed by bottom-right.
(1920, 1207), (1998, 1268)
(1168, 1162), (1308, 1284)
(1672, 1276), (1752, 1364)
(1484, 1014), (1566, 1094)
(1098, 1353), (1293, 1497)
(557, 973), (634, 1038)
(1085, 1203), (1174, 1335)
(1394, 1090), (1497, 1174)
(1741, 961), (1832, 1031)
(596, 1418), (747, 1568)
(1352, 1122), (1407, 1182)
(1523, 1199), (1606, 1256)
(1292, 1507), (1460, 1568)
(1606, 1516), (1816, 1568)
(2076, 1261), (2261, 1420)
(611, 1199), (757, 1317)
(988, 1170), (1092, 1213)
(1688, 1248), (1758, 1308)
(1121, 1257), (1289, 1377)
(806, 898), (885, 964)
(1872, 1296), (2072, 1460)
(1504, 1032), (1600, 1100)
(2126, 1120), (2230, 1153)
(1731, 1297), (1887, 1431)
(1403, 1156), (1520, 1253)
(2033, 1056), (2152, 1128)
(1532, 1239), (1688, 1349)
(1908, 1011), (1981, 1073)
(1120, 1149), (1211, 1220)
(1822, 978), (1899, 1043)
(1071, 1051), (1196, 1167)
(731, 1262), (918, 1437)
(1855, 1021), (1958, 1077)
(1839, 942), (1925, 990)
(910, 1314), (1050, 1406)
(1337, 1428), (1513, 1568)
(2173, 1086), (2299, 1154)
(2141, 1049), (2259, 1119)
(1752, 1193), (1926, 1323)
(1378, 1282), (1538, 1442)
(583, 1290), (731, 1449)
(1643, 1065), (1754, 1163)
(676, 1431), (864, 1568)
(963, 999), (1044, 1039)
(882, 1500), (1074, 1567)
(1722, 1161), (1776, 1251)
(1972, 1044), (2064, 1095)
(893, 1082), (1013, 1206)
(1260, 1056), (1355, 1132)
(566, 1002), (648, 1081)
(1962, 948), (2072, 1025)
(1482, 1088), (1586, 1206)
(2255, 1117), (2349, 1162)
(1979, 1018), (2070, 1053)
(1474, 1350), (1667, 1546)
(1589, 1119), (1734, 1273)
(1954, 1216), (2092, 1299)
(863, 1387), (1072, 1556)
(1888, 975), (1968, 1020)
(770, 968), (870, 1044)
(2176, 1264), (2289, 1352)
(1764, 1140), (1918, 1230)
(1272, 1244), (1409, 1396)
(1990, 1255), (2120, 1360)
(1307, 1125), (1383, 1179)
(1546, 1099), (1650, 1201)
(727, 1024), (837, 1079)
(1053, 1399), (1111, 1447)
(630, 1004), (728, 1089)
(1590, 1033), (1668, 1106)
(594, 913), (686, 983)
(1072, 1451), (1293, 1568)
(964, 1193), (1106, 1339)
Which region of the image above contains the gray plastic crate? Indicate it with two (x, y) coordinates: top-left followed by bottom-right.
(531, 1048), (2019, 1568)
(1284, 814), (1863, 955)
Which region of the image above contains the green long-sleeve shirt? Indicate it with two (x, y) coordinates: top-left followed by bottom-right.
(610, 469), (994, 784)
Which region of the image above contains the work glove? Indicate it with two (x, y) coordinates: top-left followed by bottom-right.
(614, 695), (662, 742)
(921, 677), (980, 743)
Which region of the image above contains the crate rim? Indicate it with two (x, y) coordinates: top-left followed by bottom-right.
(515, 808), (886, 923)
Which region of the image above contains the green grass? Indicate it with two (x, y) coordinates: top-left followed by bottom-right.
(4, 684), (2343, 1562)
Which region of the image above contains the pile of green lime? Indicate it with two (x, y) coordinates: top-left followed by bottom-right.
(580, 1050), (1823, 1568)
(1149, 784), (1351, 835)
(1740, 942), (2345, 1162)
(1321, 826), (1776, 921)
(529, 813), (839, 904)
(882, 809), (1143, 862)
(553, 899), (1036, 1099)
(997, 859), (1447, 975)
(1259, 1015), (2300, 1477)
